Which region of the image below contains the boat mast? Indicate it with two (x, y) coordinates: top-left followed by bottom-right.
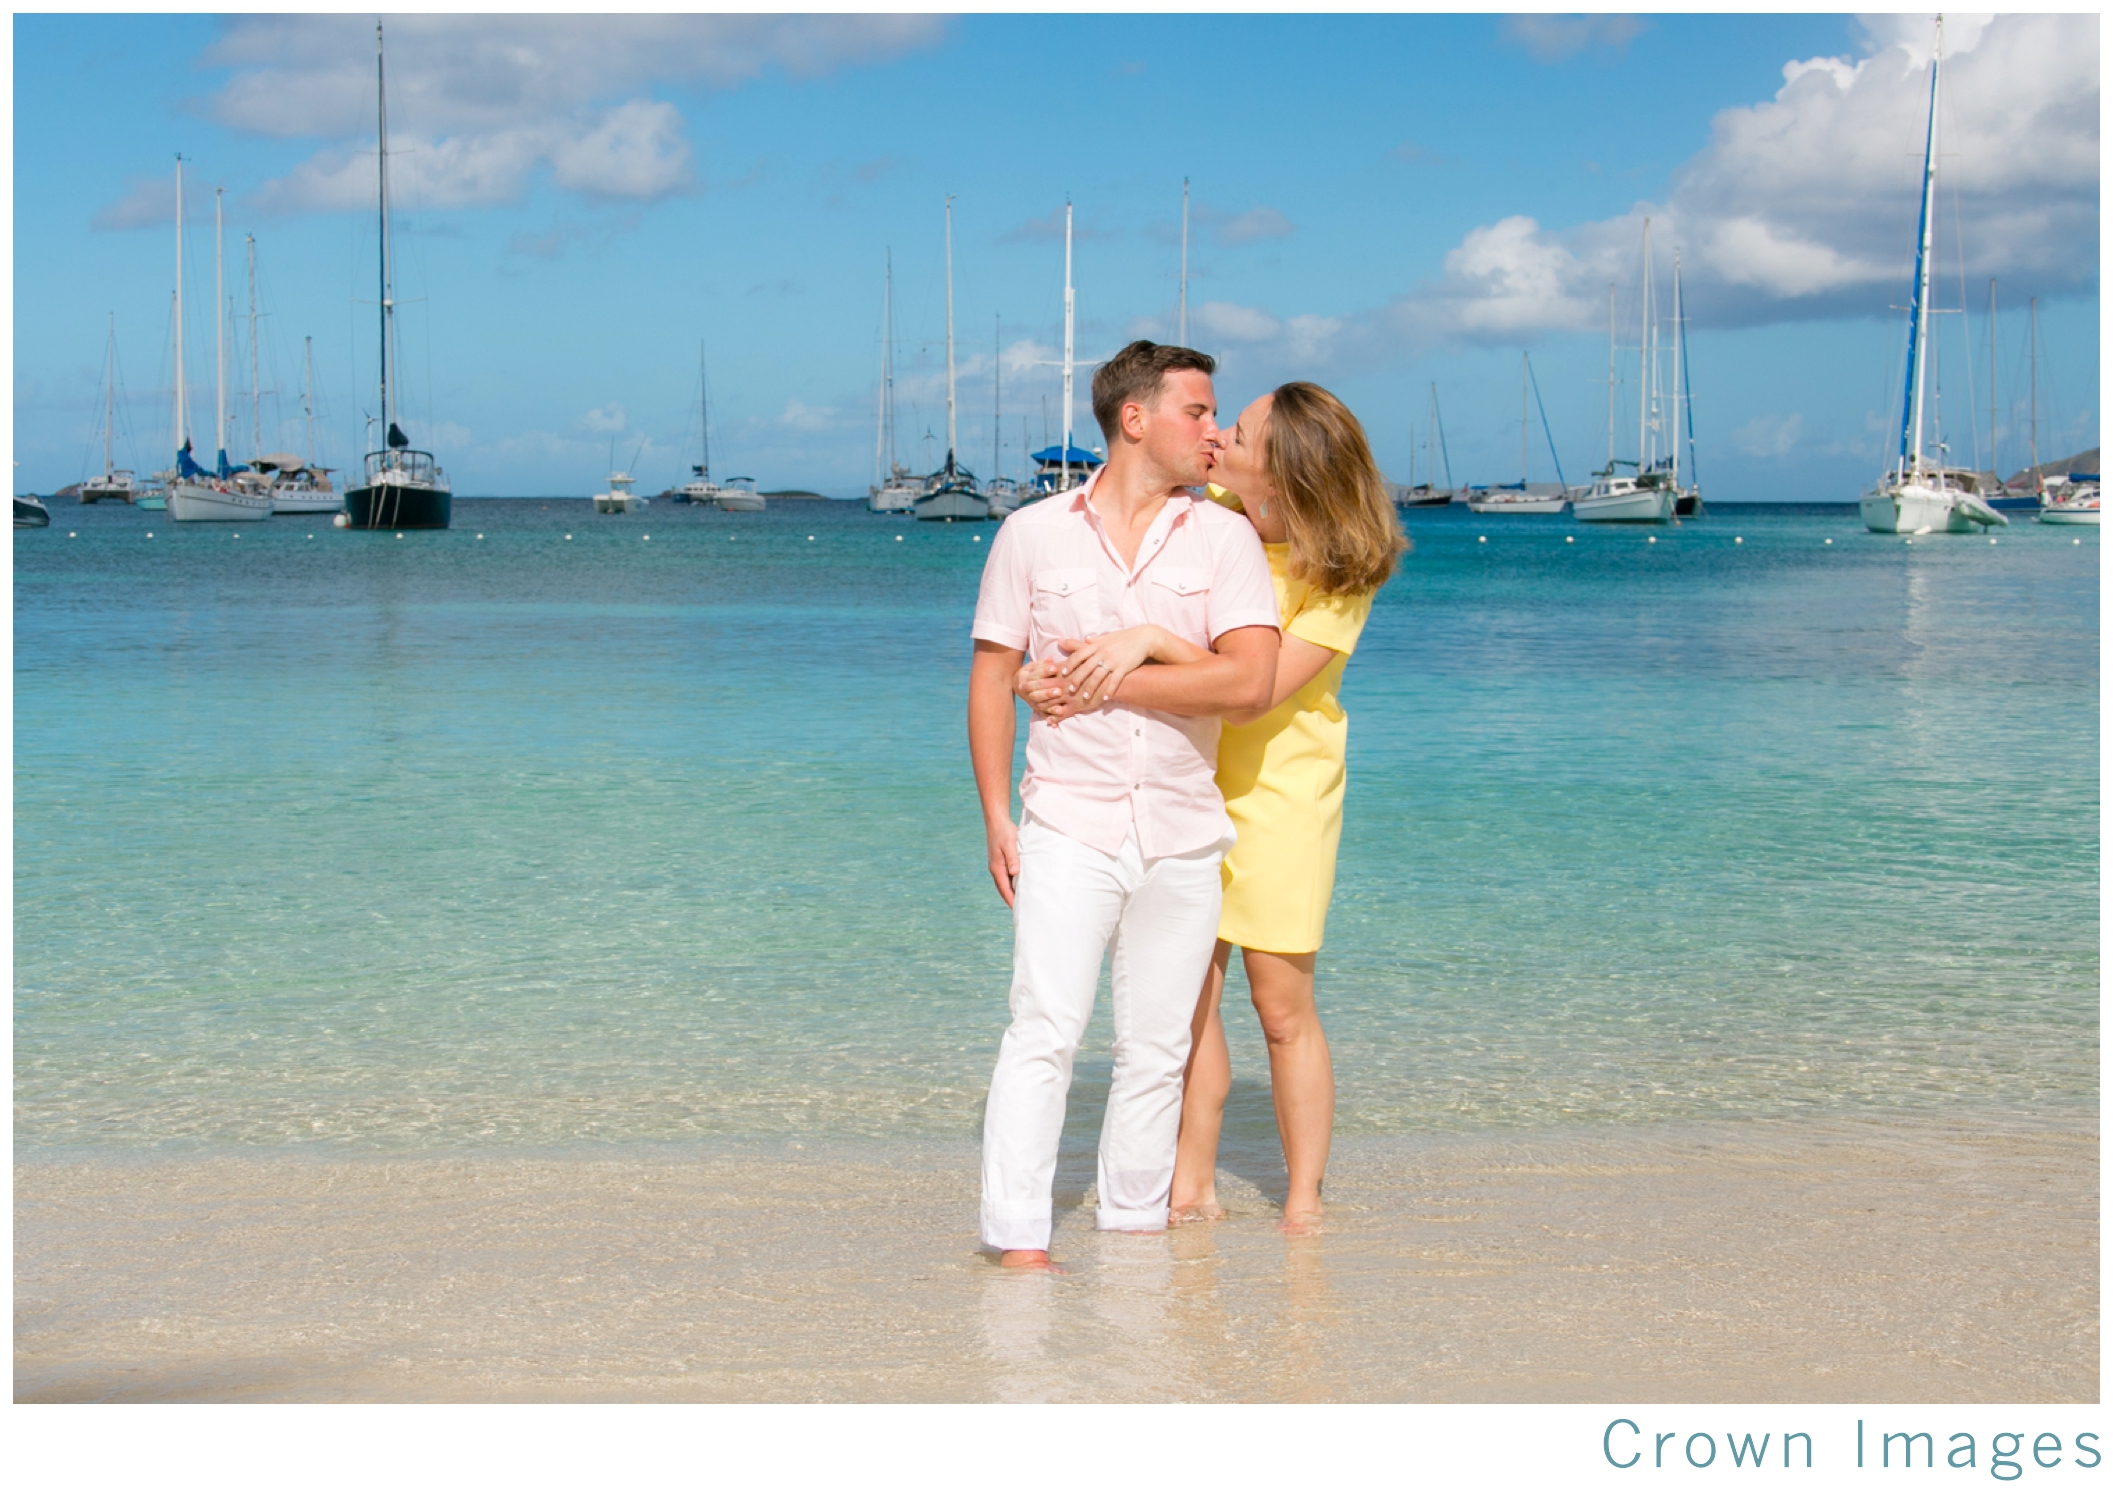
(884, 252), (896, 475)
(1061, 199), (1075, 490)
(1518, 351), (1528, 485)
(1638, 218), (1652, 476)
(873, 258), (889, 486)
(173, 156), (187, 459)
(1427, 382), (1437, 491)
(303, 336), (317, 468)
(1671, 249), (1684, 491)
(943, 194), (957, 474)
(214, 187), (227, 475)
(376, 20), (395, 452)
(104, 315), (116, 476)
(1432, 382), (1453, 490)
(246, 232), (260, 464)
(1898, 17), (1941, 481)
(699, 343), (711, 483)
(1606, 282), (1616, 471)
(2028, 296), (2039, 482)
(1987, 278), (1997, 480)
(1178, 177), (1189, 347)
(992, 312), (1002, 481)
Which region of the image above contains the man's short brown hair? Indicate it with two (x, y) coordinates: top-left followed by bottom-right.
(1090, 340), (1216, 443)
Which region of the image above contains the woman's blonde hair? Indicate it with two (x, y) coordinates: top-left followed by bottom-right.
(1264, 381), (1407, 597)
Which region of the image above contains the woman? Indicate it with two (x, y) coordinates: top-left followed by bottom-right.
(1020, 381), (1404, 1230)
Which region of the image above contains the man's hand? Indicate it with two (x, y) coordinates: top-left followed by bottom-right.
(986, 815), (1021, 907)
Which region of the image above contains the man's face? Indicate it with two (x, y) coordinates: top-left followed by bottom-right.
(1130, 369), (1219, 488)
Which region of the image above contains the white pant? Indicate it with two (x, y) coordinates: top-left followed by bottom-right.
(979, 816), (1228, 1251)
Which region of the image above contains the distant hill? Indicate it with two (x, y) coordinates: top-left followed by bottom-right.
(2003, 447), (2098, 489)
(761, 489), (831, 501)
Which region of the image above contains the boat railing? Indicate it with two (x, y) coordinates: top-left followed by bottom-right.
(363, 448), (444, 487)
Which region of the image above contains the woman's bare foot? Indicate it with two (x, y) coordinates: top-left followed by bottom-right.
(998, 1249), (1061, 1271)
(1278, 1205), (1324, 1236)
(1167, 1201), (1226, 1225)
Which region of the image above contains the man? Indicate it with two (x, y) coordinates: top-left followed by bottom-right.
(967, 340), (1279, 1268)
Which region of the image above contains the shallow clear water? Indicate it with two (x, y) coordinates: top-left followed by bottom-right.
(14, 499), (2099, 1152)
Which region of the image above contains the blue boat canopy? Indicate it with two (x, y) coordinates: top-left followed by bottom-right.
(1032, 444), (1102, 466)
(176, 440), (208, 479)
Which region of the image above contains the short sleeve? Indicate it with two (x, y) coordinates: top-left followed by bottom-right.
(1203, 519), (1280, 643)
(970, 517), (1030, 649)
(1286, 588), (1374, 657)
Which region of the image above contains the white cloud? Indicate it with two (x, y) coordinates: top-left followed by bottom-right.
(1504, 14), (1645, 64)
(583, 404), (628, 434)
(1732, 413), (1804, 458)
(1195, 302), (1282, 343)
(146, 15), (944, 216)
(1401, 14), (2098, 339)
(1216, 207), (1294, 245)
(778, 400), (835, 431)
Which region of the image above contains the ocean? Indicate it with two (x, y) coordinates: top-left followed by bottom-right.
(12, 496), (2099, 1400)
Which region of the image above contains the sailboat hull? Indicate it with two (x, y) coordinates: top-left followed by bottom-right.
(1466, 490), (1565, 514)
(1573, 485), (1673, 523)
(1859, 484), (2004, 534)
(344, 482), (450, 530)
(914, 484), (988, 522)
(167, 481), (273, 523)
(270, 488), (342, 514)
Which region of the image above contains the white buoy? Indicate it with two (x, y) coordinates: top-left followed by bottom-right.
(476, 533), (484, 540)
(972, 534), (982, 541)
(1565, 535), (1574, 543)
(642, 535), (650, 541)
(1825, 538), (1833, 545)
(232, 533), (240, 539)
(2074, 538), (2081, 545)
(897, 535), (904, 542)
(1477, 535), (1487, 543)
(146, 532), (153, 538)
(1648, 535), (1657, 543)
(808, 535), (816, 541)
(1988, 538), (1997, 545)
(565, 534), (572, 540)
(333, 513), (349, 529)
(395, 532), (404, 539)
(307, 534), (314, 539)
(68, 531), (76, 538)
(1734, 536), (1743, 544)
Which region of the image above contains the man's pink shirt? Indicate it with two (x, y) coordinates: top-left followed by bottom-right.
(971, 474), (1279, 860)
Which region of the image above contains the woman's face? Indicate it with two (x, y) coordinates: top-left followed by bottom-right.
(1213, 393), (1285, 543)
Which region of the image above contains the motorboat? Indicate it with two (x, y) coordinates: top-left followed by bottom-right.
(2038, 474), (2100, 525)
(1467, 485), (1566, 515)
(594, 470), (646, 514)
(15, 494), (50, 528)
(714, 476), (765, 511)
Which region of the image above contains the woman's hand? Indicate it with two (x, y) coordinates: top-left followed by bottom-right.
(1053, 625), (1165, 711)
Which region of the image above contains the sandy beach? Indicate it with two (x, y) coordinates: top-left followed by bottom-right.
(15, 1115), (2095, 1403)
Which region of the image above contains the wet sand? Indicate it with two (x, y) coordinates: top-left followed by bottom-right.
(15, 1117), (2096, 1402)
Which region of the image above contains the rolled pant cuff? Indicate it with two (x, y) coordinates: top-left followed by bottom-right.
(980, 1200), (1052, 1253)
(1093, 1203), (1169, 1233)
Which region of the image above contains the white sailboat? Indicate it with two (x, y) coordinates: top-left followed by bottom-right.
(167, 175), (273, 523)
(80, 316), (137, 503)
(984, 315), (1028, 516)
(677, 342), (730, 506)
(1575, 219), (1676, 525)
(914, 195), (987, 522)
(868, 253), (919, 513)
(1859, 19), (2005, 536)
(1469, 353), (1567, 514)
(1396, 383), (1454, 506)
(263, 336), (341, 512)
(1021, 200), (1103, 504)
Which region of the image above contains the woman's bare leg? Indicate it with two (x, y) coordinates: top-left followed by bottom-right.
(1240, 948), (1330, 1230)
(1168, 940), (1233, 1218)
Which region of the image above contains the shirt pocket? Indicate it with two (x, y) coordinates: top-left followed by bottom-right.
(1030, 567), (1101, 648)
(1147, 566), (1212, 644)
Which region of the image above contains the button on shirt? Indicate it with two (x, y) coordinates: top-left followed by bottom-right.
(971, 474), (1279, 860)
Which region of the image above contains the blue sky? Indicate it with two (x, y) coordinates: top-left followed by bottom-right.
(13, 12), (2100, 498)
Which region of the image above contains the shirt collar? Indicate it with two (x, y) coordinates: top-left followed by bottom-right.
(1070, 472), (1197, 580)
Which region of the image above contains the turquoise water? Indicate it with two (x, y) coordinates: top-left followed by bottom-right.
(14, 500), (2098, 1153)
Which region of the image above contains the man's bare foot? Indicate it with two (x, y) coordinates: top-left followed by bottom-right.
(998, 1249), (1061, 1271)
(1278, 1206), (1323, 1236)
(1167, 1201), (1226, 1225)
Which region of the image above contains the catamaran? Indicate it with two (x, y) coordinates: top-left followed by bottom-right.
(167, 176), (273, 523)
(914, 196), (988, 522)
(343, 22), (451, 530)
(1858, 19), (2004, 536)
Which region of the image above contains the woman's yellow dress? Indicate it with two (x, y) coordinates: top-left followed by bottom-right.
(1216, 542), (1373, 955)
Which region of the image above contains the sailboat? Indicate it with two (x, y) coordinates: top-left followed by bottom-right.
(1469, 353), (1567, 513)
(81, 316), (137, 503)
(1575, 219), (1676, 524)
(867, 254), (919, 513)
(984, 315), (1028, 516)
(1670, 251), (1703, 516)
(914, 195), (987, 522)
(1397, 384), (1453, 505)
(677, 343), (726, 505)
(1859, 18), (2004, 535)
(343, 22), (451, 531)
(167, 174), (273, 523)
(262, 335), (341, 512)
(1021, 201), (1102, 504)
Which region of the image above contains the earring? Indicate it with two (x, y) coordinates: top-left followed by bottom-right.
(1258, 501), (1269, 519)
